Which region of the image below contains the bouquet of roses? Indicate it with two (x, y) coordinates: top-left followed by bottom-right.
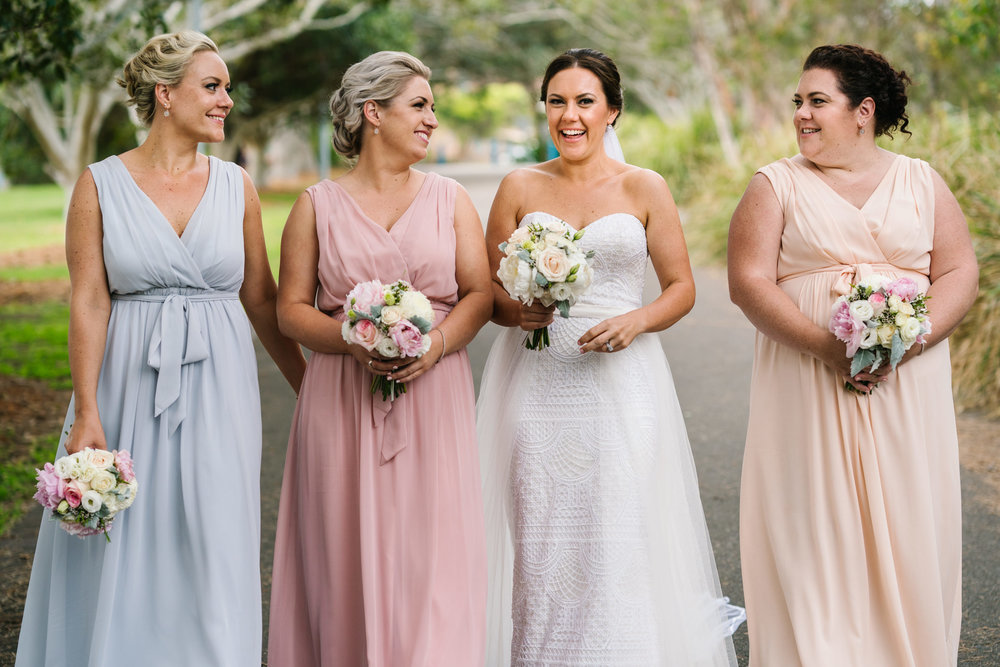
(497, 219), (595, 350)
(34, 447), (138, 541)
(342, 279), (435, 401)
(829, 274), (931, 390)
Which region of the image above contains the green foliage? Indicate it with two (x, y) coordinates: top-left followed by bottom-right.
(435, 83), (533, 140)
(0, 433), (56, 536)
(0, 184), (66, 250)
(0, 0), (81, 81)
(0, 302), (71, 389)
(0, 107), (50, 184)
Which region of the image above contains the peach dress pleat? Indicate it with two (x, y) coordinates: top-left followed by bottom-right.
(268, 172), (486, 667)
(740, 154), (961, 667)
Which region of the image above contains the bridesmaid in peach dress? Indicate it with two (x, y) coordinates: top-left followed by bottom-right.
(267, 52), (491, 666)
(728, 45), (978, 666)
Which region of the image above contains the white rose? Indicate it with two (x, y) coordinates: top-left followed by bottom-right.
(81, 490), (103, 513)
(545, 220), (566, 233)
(115, 482), (137, 509)
(101, 494), (120, 515)
(87, 449), (115, 468)
(858, 274), (887, 292)
(849, 300), (874, 322)
(375, 336), (400, 359)
(399, 290), (434, 323)
(54, 456), (72, 478)
(887, 295), (904, 312)
(900, 317), (922, 343)
(90, 470), (116, 494)
(380, 305), (403, 327)
(535, 247), (571, 282)
(877, 325), (895, 346)
(508, 226), (531, 245)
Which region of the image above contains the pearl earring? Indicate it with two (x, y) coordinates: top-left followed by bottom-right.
(164, 109), (170, 118)
(374, 127), (380, 135)
(858, 126), (865, 135)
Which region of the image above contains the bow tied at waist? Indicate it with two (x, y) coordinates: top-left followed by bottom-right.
(115, 289), (239, 435)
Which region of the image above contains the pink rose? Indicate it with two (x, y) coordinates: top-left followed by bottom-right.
(114, 450), (136, 483)
(390, 320), (427, 358)
(829, 299), (865, 356)
(867, 291), (887, 316)
(887, 277), (919, 301)
(349, 318), (381, 351)
(347, 280), (385, 315)
(64, 481), (85, 508)
(61, 522), (105, 538)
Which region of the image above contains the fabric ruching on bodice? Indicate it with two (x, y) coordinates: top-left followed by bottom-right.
(308, 172), (460, 464)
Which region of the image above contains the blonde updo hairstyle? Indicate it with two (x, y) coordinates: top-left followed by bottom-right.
(117, 30), (220, 127)
(329, 51), (432, 160)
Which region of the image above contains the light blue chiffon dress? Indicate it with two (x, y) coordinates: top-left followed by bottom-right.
(16, 155), (264, 667)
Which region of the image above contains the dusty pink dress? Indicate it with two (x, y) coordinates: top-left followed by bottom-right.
(740, 154), (961, 666)
(268, 172), (486, 667)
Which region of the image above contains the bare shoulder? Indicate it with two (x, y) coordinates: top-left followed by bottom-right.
(621, 165), (670, 197)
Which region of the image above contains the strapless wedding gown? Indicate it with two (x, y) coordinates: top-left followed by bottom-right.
(478, 211), (741, 666)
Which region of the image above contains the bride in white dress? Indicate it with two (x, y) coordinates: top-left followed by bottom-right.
(478, 48), (743, 666)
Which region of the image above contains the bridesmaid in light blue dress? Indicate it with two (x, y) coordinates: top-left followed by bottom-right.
(15, 32), (305, 667)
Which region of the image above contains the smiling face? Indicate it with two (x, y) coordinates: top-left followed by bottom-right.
(374, 76), (438, 164)
(545, 66), (619, 162)
(161, 50), (233, 143)
(793, 67), (869, 164)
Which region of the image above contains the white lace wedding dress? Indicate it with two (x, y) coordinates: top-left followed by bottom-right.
(478, 211), (741, 666)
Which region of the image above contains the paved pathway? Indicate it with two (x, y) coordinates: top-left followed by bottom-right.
(3, 164), (997, 665)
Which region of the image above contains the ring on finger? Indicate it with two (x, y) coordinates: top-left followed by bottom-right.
(606, 341), (614, 352)
(368, 359), (374, 368)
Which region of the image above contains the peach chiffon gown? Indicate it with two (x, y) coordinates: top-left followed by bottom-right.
(268, 172), (486, 667)
(740, 154), (961, 666)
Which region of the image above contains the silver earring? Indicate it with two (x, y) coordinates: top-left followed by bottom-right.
(374, 127), (380, 135)
(858, 126), (865, 135)
(164, 109), (170, 118)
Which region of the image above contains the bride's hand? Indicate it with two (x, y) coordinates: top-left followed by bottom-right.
(578, 313), (643, 354)
(518, 302), (555, 332)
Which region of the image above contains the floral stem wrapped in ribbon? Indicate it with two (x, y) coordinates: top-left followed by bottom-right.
(828, 274), (931, 392)
(342, 279), (434, 401)
(497, 219), (595, 350)
(34, 447), (139, 541)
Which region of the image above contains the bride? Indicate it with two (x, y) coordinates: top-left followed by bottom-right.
(477, 48), (743, 666)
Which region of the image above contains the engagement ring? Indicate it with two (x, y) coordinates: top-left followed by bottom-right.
(606, 341), (614, 352)
(368, 359), (373, 368)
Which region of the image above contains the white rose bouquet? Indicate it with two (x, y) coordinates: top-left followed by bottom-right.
(497, 219), (595, 350)
(33, 447), (138, 541)
(342, 279), (435, 401)
(828, 274), (931, 391)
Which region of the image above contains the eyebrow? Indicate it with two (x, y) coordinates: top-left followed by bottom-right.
(795, 90), (831, 98)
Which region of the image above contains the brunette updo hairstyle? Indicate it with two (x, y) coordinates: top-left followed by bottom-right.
(803, 44), (911, 138)
(329, 51), (432, 160)
(117, 31), (219, 127)
(540, 48), (623, 126)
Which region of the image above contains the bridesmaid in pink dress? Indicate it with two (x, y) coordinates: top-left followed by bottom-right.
(267, 51), (492, 666)
(728, 45), (978, 666)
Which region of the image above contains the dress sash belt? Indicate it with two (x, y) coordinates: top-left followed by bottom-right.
(114, 288), (239, 435)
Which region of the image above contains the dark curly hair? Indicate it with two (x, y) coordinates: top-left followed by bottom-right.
(540, 48), (623, 126)
(803, 44), (911, 138)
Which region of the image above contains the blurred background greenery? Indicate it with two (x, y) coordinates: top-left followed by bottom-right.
(0, 0), (997, 415)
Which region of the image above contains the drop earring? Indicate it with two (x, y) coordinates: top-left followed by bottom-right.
(858, 126), (865, 135)
(374, 127), (380, 135)
(164, 109), (170, 118)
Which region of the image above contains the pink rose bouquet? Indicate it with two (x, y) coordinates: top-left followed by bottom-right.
(34, 447), (139, 541)
(342, 279), (434, 401)
(828, 274), (931, 391)
(497, 219), (595, 350)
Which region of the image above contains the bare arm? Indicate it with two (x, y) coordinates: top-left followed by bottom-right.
(64, 169), (111, 453)
(577, 169), (696, 353)
(388, 185), (492, 385)
(919, 168), (979, 347)
(238, 169), (307, 392)
(727, 173), (871, 388)
(484, 170), (556, 331)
